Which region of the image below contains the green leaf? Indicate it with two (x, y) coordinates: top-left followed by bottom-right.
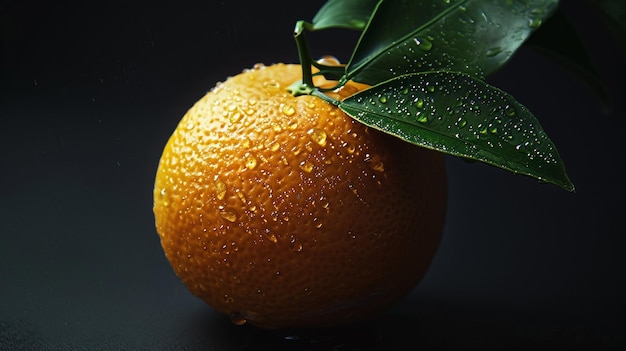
(312, 0), (380, 31)
(527, 8), (612, 111)
(339, 71), (575, 191)
(589, 0), (626, 58)
(345, 0), (559, 85)
(591, 0), (626, 35)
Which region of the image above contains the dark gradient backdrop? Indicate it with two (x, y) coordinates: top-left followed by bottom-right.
(1, 1), (624, 349)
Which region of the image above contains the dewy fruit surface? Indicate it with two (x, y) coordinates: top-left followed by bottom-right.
(153, 63), (447, 330)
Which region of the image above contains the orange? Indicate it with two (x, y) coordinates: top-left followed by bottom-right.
(153, 63), (447, 330)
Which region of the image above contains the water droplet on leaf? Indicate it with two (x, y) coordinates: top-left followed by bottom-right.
(528, 18), (542, 28)
(505, 105), (516, 117)
(413, 37), (433, 51)
(416, 112), (428, 123)
(486, 47), (502, 57)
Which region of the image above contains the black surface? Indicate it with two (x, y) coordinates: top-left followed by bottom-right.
(1, 1), (624, 349)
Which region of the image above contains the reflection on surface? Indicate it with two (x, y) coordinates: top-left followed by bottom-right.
(179, 301), (624, 350)
(238, 324), (391, 351)
(1, 283), (623, 349)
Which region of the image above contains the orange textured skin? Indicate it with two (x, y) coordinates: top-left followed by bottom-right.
(153, 63), (447, 330)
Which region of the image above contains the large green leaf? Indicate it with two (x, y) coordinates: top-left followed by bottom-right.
(339, 71), (574, 191)
(346, 0), (559, 85)
(311, 0), (380, 31)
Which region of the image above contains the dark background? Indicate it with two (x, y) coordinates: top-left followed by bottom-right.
(1, 1), (624, 349)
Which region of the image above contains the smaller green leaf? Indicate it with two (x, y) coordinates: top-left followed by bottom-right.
(591, 0), (626, 36)
(527, 8), (612, 111)
(589, 0), (626, 64)
(312, 0), (380, 31)
(339, 71), (574, 191)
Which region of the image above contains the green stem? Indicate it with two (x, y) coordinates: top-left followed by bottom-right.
(293, 21), (314, 89)
(288, 20), (346, 101)
(311, 89), (340, 106)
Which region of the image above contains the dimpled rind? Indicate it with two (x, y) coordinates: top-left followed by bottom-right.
(153, 63), (447, 330)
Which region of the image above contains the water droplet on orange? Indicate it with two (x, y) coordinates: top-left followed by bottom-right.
(236, 191), (246, 204)
(316, 55), (341, 66)
(345, 143), (355, 154)
(264, 232), (278, 243)
(246, 155), (258, 169)
(214, 176), (227, 200)
(364, 153), (385, 172)
(265, 80), (280, 89)
(282, 104), (295, 116)
(229, 111), (242, 123)
(230, 312), (247, 325)
(299, 161), (314, 173)
(269, 142), (280, 152)
(308, 128), (327, 147)
(219, 207), (238, 222)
